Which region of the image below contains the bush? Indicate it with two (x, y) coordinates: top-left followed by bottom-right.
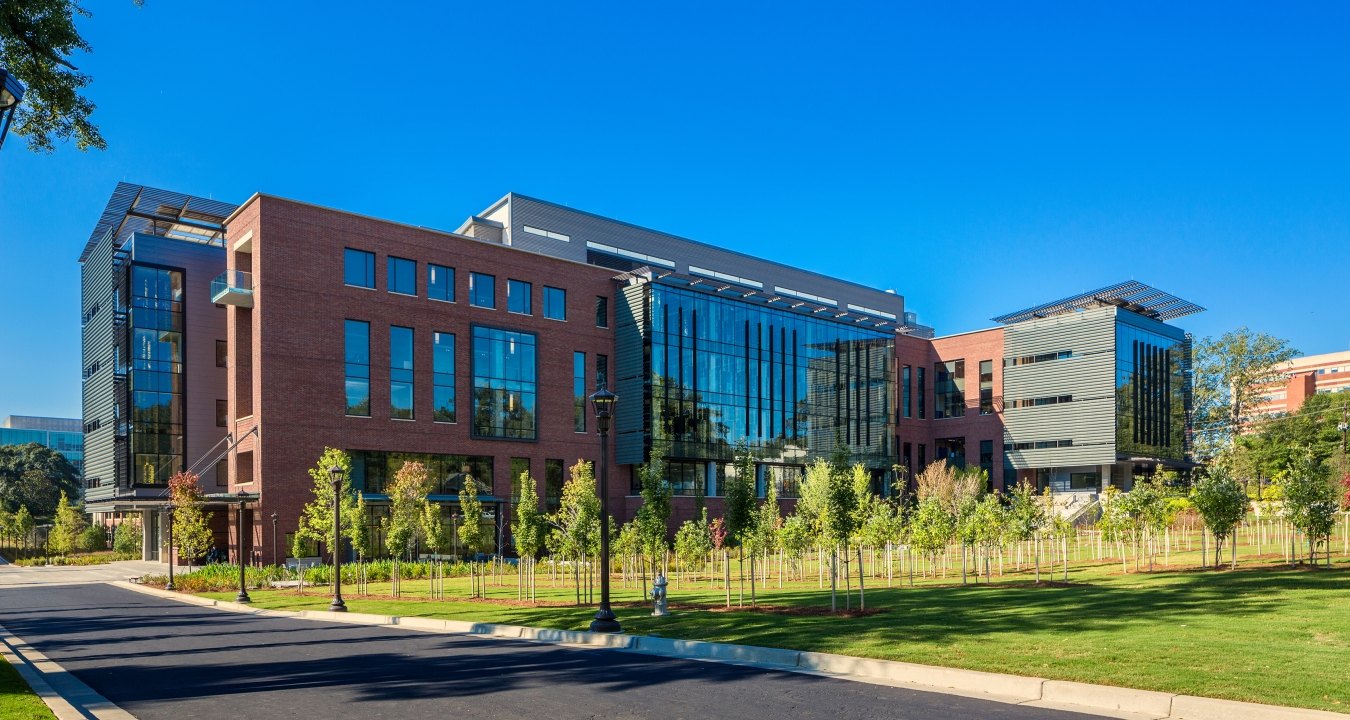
(80, 524), (108, 552)
(113, 519), (143, 556)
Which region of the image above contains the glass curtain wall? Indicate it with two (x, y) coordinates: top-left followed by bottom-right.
(1115, 323), (1188, 461)
(646, 284), (894, 469)
(129, 265), (184, 485)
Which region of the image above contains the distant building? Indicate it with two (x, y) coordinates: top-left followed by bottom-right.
(1248, 349), (1350, 420)
(0, 416), (84, 474)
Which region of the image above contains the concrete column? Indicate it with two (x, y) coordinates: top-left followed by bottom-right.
(1100, 464), (1113, 493)
(140, 509), (154, 561)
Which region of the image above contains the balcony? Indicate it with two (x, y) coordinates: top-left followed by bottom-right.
(211, 270), (253, 308)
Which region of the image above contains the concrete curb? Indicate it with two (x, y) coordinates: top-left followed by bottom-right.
(0, 622), (136, 719)
(107, 582), (1348, 720)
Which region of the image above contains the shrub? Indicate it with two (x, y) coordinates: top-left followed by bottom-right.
(113, 519), (143, 556)
(80, 524), (108, 552)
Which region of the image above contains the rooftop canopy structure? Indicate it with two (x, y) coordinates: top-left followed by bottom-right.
(991, 280), (1204, 325)
(79, 182), (238, 263)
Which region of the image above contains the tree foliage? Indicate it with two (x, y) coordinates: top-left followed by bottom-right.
(294, 447), (362, 561)
(169, 471), (213, 564)
(0, 0), (123, 151)
(511, 471), (545, 560)
(1190, 467), (1248, 563)
(634, 440), (672, 564)
(113, 517), (142, 556)
(457, 476), (490, 556)
(1281, 448), (1338, 562)
(1193, 328), (1299, 456)
(385, 460), (433, 559)
(48, 490), (85, 555)
(552, 460), (599, 560)
(0, 442), (81, 518)
(674, 508), (713, 569)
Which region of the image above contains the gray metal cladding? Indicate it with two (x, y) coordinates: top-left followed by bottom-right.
(502, 194), (906, 322)
(81, 229), (119, 498)
(614, 283), (648, 465)
(1002, 307), (1117, 468)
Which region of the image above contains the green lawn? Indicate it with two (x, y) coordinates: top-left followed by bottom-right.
(200, 551), (1350, 714)
(0, 657), (54, 720)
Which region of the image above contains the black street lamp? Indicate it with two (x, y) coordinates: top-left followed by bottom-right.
(235, 491), (251, 604)
(270, 513), (278, 567)
(589, 379), (621, 633)
(329, 465), (347, 613)
(165, 508), (175, 591)
(0, 67), (24, 150)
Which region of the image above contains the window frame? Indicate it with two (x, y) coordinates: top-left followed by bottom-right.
(343, 248), (376, 289)
(469, 272), (496, 309)
(428, 263), (455, 303)
(507, 278), (533, 315)
(387, 256), (417, 297)
(543, 286), (567, 321)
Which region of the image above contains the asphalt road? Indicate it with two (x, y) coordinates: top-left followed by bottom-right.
(0, 583), (1106, 720)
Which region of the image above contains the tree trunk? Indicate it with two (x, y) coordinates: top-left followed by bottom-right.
(857, 544), (865, 611)
(830, 549), (837, 612)
(723, 550), (731, 608)
(750, 552), (757, 608)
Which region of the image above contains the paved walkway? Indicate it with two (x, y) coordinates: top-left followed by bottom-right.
(0, 581), (1106, 720)
(0, 558), (168, 588)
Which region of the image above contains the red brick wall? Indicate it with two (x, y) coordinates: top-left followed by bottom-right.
(226, 196), (620, 563)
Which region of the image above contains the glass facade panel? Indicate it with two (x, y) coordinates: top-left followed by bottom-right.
(573, 351), (587, 432)
(762, 464), (802, 498)
(917, 367), (926, 419)
(543, 286), (566, 320)
(472, 326), (537, 439)
(433, 332), (455, 422)
(644, 284), (893, 468)
(344, 320), (370, 416)
(350, 450), (493, 496)
(595, 296), (608, 328)
(507, 279), (532, 315)
(387, 256), (416, 295)
(935, 360), (965, 419)
(902, 365), (912, 418)
(130, 265), (184, 485)
(470, 272), (495, 308)
(979, 439), (993, 490)
(935, 437), (965, 468)
(390, 326), (413, 419)
(667, 460), (706, 496)
(344, 248), (375, 289)
(544, 458), (564, 512)
(1115, 323), (1188, 461)
(979, 359), (994, 414)
(428, 263), (454, 302)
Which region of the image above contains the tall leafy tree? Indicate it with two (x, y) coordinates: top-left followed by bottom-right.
(294, 448), (361, 562)
(458, 476), (491, 596)
(385, 460), (432, 559)
(0, 0), (133, 151)
(168, 471), (212, 567)
(634, 439), (672, 582)
(1193, 328), (1299, 456)
(0, 442), (80, 518)
(47, 490), (86, 556)
(512, 470), (544, 601)
(552, 460), (600, 604)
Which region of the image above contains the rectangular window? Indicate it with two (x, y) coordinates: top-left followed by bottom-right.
(130, 265), (185, 485)
(595, 296), (609, 328)
(388, 256), (416, 296)
(433, 332), (455, 422)
(510, 457), (531, 504)
(668, 461), (709, 497)
(216, 340), (228, 368)
(902, 442), (913, 479)
(344, 320), (370, 416)
(215, 458), (228, 487)
(215, 399), (228, 428)
(543, 286), (566, 320)
(935, 360), (965, 419)
(596, 354), (608, 386)
(507, 279), (532, 315)
(544, 459), (564, 512)
(1070, 472), (1100, 490)
(470, 272), (496, 308)
(472, 326), (537, 439)
(979, 359), (994, 415)
(917, 367), (926, 419)
(902, 365), (912, 418)
(573, 351), (587, 432)
(344, 248), (375, 289)
(428, 263), (454, 302)
(935, 437), (965, 468)
(390, 326), (414, 420)
(918, 443), (927, 471)
(979, 440), (993, 490)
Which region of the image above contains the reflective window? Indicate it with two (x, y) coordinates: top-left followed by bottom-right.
(543, 286), (566, 320)
(935, 437), (965, 468)
(573, 351), (587, 433)
(668, 461), (708, 496)
(596, 354), (608, 386)
(917, 367), (926, 419)
(470, 272), (496, 308)
(344, 248), (375, 289)
(935, 360), (964, 419)
(390, 326), (414, 419)
(1116, 323), (1188, 460)
(595, 296), (609, 328)
(345, 320), (370, 416)
(434, 332), (455, 422)
(902, 365), (912, 418)
(645, 284), (893, 466)
(979, 360), (994, 414)
(216, 340), (228, 368)
(428, 264), (454, 302)
(388, 257), (416, 296)
(507, 279), (532, 315)
(472, 326), (537, 439)
(216, 399), (228, 428)
(544, 459), (564, 512)
(762, 464), (801, 498)
(979, 440), (993, 490)
(130, 265), (184, 485)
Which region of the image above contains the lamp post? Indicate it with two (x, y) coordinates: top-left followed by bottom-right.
(235, 491), (251, 604)
(0, 67), (24, 150)
(165, 508), (175, 591)
(589, 379), (621, 633)
(329, 465), (347, 612)
(271, 513), (278, 567)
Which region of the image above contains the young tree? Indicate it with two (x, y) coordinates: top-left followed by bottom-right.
(966, 493), (1007, 581)
(13, 506), (33, 553)
(634, 440), (672, 591)
(743, 482), (781, 607)
(294, 448), (362, 563)
(822, 457), (861, 611)
(908, 496), (955, 577)
(1192, 328), (1299, 456)
(552, 460), (600, 604)
(723, 441), (757, 606)
(512, 471), (545, 601)
(113, 517), (142, 557)
(674, 508), (713, 581)
(385, 460), (432, 560)
(1281, 449), (1338, 565)
(1190, 468), (1248, 567)
(169, 471), (213, 567)
(458, 476), (491, 596)
(1005, 480), (1048, 580)
(48, 490), (86, 556)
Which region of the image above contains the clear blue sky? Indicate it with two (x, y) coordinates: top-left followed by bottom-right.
(2, 1), (1348, 419)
